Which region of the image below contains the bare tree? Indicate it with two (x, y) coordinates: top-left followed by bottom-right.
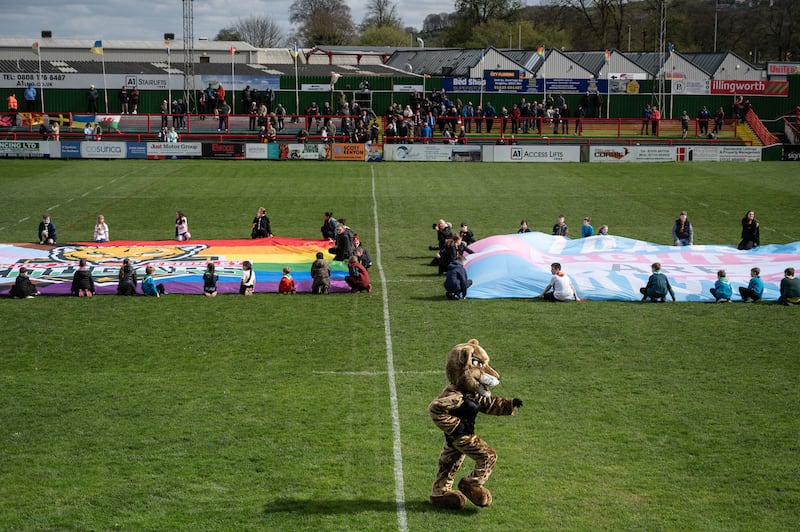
(289, 0), (357, 46)
(558, 0), (627, 48)
(230, 16), (286, 48)
(361, 0), (403, 30)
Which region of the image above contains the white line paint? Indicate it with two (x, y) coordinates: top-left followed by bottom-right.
(0, 227), (6, 232)
(313, 370), (439, 376)
(47, 204), (59, 211)
(18, 217), (29, 223)
(81, 191), (90, 197)
(372, 165), (408, 532)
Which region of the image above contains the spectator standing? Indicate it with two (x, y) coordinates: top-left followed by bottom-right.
(217, 100), (231, 133)
(697, 106), (710, 136)
(160, 99), (169, 128)
(713, 107), (725, 135)
(87, 85), (99, 113)
(651, 106), (661, 136)
(129, 87), (140, 114)
(7, 93), (18, 127)
(641, 103), (651, 135)
(119, 86), (129, 114)
(680, 110), (690, 139)
(24, 83), (37, 112)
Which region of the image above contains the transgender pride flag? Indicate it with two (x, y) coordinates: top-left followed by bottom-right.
(465, 232), (800, 302)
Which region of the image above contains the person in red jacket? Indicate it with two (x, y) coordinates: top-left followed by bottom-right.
(345, 255), (372, 293)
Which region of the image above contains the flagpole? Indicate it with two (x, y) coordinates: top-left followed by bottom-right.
(167, 49), (172, 113)
(542, 48), (547, 110)
(102, 53), (108, 113)
(294, 51), (299, 121)
(38, 45), (45, 113)
(231, 49), (235, 115)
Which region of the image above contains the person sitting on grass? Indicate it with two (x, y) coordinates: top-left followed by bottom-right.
(203, 262), (218, 298)
(710, 269), (733, 303)
(639, 262), (675, 302)
(142, 265), (166, 297)
(537, 262), (580, 302)
(739, 267), (763, 303)
(778, 267), (800, 306)
(278, 267), (297, 294)
(9, 267), (40, 298)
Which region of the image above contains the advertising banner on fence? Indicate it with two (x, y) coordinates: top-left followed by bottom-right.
(279, 143), (327, 160)
(383, 144), (480, 162)
(147, 142), (203, 158)
(81, 141), (128, 159)
(675, 146), (762, 162)
(589, 145), (676, 163)
(330, 143), (368, 161)
(484, 145), (581, 163)
(783, 145), (800, 161)
(202, 142), (245, 159)
(671, 80), (711, 95)
(710, 80), (788, 96)
(0, 140), (50, 158)
(245, 143), (280, 160)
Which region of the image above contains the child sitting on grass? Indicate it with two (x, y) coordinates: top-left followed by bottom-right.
(710, 269), (732, 303)
(278, 267), (296, 294)
(142, 265), (166, 297)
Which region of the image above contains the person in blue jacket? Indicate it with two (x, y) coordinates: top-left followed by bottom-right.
(24, 83), (37, 112)
(444, 256), (472, 300)
(710, 269), (733, 302)
(739, 267), (763, 302)
(142, 266), (166, 297)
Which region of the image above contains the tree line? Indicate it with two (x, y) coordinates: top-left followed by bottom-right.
(215, 0), (797, 63)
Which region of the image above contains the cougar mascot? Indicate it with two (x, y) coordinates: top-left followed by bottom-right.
(429, 339), (522, 509)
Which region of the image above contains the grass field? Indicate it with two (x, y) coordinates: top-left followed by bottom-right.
(1, 160), (798, 531)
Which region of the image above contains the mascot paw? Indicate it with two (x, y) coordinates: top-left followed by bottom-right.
(429, 491), (467, 510)
(458, 477), (493, 507)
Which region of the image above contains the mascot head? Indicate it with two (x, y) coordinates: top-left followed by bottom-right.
(445, 339), (500, 398)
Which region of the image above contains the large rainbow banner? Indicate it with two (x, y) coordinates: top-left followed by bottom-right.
(0, 238), (349, 295)
(465, 232), (800, 302)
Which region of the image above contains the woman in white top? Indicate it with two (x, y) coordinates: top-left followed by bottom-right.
(240, 260), (255, 295)
(175, 210), (191, 241)
(93, 214), (109, 242)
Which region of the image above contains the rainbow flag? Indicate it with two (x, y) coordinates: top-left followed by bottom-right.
(536, 46), (545, 58)
(0, 238), (351, 295)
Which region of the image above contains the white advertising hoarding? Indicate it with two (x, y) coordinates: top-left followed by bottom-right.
(485, 145), (581, 162)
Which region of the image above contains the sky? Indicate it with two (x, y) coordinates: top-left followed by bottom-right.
(4, 0), (439, 43)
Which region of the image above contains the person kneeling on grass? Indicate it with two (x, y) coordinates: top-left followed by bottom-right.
(9, 267), (40, 298)
(142, 266), (166, 297)
(537, 262), (580, 302)
(640, 262), (675, 302)
(444, 256), (472, 300)
(739, 267), (763, 303)
(71, 258), (95, 297)
(345, 255), (371, 293)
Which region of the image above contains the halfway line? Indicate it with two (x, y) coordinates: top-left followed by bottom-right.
(371, 165), (408, 532)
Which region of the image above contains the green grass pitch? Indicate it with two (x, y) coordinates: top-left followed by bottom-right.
(1, 159), (798, 530)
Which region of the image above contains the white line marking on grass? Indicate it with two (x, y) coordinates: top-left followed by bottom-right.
(81, 191), (90, 197)
(372, 165), (408, 532)
(699, 202), (709, 207)
(66, 198), (74, 203)
(47, 204), (59, 211)
(94, 185), (104, 190)
(18, 216), (29, 223)
(0, 227), (6, 232)
(313, 370), (439, 376)
(719, 209), (729, 215)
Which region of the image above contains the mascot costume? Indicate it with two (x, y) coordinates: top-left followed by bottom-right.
(428, 339), (522, 509)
